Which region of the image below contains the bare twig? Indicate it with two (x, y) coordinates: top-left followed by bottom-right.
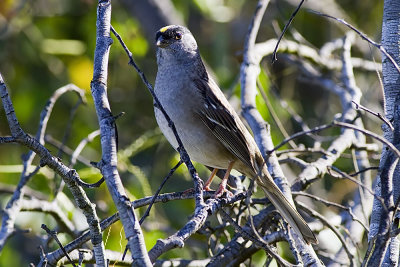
(55, 96), (86, 161)
(328, 166), (384, 208)
(139, 161), (182, 224)
(273, 121), (400, 160)
(219, 209), (294, 267)
(349, 166), (379, 177)
(271, 0), (305, 63)
(148, 193), (248, 262)
(45, 135), (93, 167)
(41, 224), (76, 267)
(51, 130), (102, 193)
(352, 100), (394, 131)
(90, 2), (151, 266)
(71, 130), (101, 166)
(333, 121), (400, 159)
(293, 192), (369, 232)
(271, 123), (333, 153)
(240, 0), (320, 262)
(44, 190), (246, 264)
(0, 81), (93, 254)
(308, 10), (400, 74)
(297, 202), (357, 266)
(256, 81), (297, 148)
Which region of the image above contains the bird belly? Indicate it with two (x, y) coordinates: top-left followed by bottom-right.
(154, 106), (234, 169)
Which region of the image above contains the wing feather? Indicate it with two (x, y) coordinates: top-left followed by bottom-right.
(193, 78), (255, 170)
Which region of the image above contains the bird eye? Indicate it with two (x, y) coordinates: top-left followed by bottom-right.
(175, 33), (182, 40)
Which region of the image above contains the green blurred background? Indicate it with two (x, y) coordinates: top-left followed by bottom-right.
(0, 0), (384, 265)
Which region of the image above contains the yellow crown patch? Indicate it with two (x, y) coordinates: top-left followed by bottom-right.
(160, 26), (171, 33)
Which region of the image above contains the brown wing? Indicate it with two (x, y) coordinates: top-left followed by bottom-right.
(193, 77), (255, 171)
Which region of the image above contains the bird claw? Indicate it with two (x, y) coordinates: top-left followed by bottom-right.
(213, 185), (233, 198)
(183, 184), (233, 198)
(203, 185), (213, 191)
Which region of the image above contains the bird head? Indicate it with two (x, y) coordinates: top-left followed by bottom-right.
(155, 25), (198, 58)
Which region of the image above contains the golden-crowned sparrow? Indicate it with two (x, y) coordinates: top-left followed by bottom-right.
(153, 25), (317, 244)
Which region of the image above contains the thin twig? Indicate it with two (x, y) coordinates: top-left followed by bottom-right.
(45, 190), (247, 264)
(272, 0), (305, 63)
(328, 166), (386, 212)
(256, 81), (297, 148)
(308, 10), (400, 74)
(74, 177), (105, 188)
(352, 100), (394, 131)
(293, 192), (369, 232)
(41, 224), (76, 267)
(219, 209), (294, 266)
(297, 202), (356, 266)
(349, 166), (379, 177)
(272, 121), (400, 159)
(139, 161), (182, 224)
(45, 135), (93, 167)
(333, 121), (400, 158)
(271, 123), (333, 153)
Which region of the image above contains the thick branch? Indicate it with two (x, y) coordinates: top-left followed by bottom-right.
(90, 1), (151, 266)
(240, 0), (320, 262)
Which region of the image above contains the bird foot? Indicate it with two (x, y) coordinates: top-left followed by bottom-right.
(213, 185), (233, 198)
(203, 185), (213, 191)
(183, 185), (233, 198)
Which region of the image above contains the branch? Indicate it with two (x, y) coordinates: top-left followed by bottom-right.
(90, 1), (150, 266)
(219, 209), (294, 266)
(0, 80), (100, 258)
(309, 10), (400, 74)
(240, 0), (320, 262)
(41, 224), (76, 267)
(57, 249), (132, 266)
(352, 100), (394, 131)
(43, 190), (223, 265)
(290, 120), (400, 191)
(297, 202), (357, 266)
(271, 0), (305, 63)
(147, 193), (247, 262)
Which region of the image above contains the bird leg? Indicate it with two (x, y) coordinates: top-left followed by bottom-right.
(214, 161), (235, 198)
(203, 168), (218, 191)
(182, 168), (218, 195)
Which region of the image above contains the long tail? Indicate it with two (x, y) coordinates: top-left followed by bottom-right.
(256, 174), (318, 244)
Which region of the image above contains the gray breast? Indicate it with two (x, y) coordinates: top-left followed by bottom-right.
(154, 62), (234, 169)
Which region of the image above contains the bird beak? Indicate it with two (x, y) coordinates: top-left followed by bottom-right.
(156, 36), (170, 48)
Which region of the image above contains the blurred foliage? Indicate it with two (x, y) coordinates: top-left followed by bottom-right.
(0, 0), (384, 265)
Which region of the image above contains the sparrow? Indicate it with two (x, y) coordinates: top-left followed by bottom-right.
(153, 25), (317, 244)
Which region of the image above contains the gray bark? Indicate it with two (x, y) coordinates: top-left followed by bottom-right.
(364, 0), (400, 266)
